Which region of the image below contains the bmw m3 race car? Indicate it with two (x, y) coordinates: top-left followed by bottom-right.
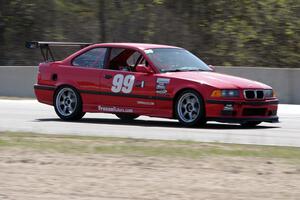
(27, 41), (279, 127)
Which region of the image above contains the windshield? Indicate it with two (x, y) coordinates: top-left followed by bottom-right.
(145, 48), (212, 73)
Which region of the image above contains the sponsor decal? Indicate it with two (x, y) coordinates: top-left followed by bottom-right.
(98, 105), (133, 113)
(156, 84), (166, 90)
(157, 78), (170, 84)
(137, 101), (155, 106)
(156, 90), (168, 94)
(223, 104), (234, 111)
(156, 78), (170, 94)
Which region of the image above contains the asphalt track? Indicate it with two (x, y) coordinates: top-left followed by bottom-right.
(0, 99), (300, 147)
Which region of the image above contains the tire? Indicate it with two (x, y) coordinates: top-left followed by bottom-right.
(175, 90), (206, 127)
(54, 86), (85, 121)
(240, 121), (261, 127)
(116, 113), (139, 121)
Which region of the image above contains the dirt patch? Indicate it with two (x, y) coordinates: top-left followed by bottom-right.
(0, 148), (300, 200)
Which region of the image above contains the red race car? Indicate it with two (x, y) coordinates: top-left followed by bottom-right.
(27, 41), (279, 127)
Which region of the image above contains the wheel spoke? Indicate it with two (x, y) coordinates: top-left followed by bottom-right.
(62, 94), (67, 99)
(186, 98), (192, 104)
(63, 106), (67, 113)
(70, 96), (75, 101)
(67, 91), (72, 98)
(194, 103), (199, 109)
(188, 112), (193, 120)
(191, 98), (197, 105)
(183, 110), (189, 116)
(68, 106), (73, 113)
(192, 110), (198, 117)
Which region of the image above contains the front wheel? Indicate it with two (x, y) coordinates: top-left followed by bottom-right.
(54, 87), (85, 121)
(175, 90), (206, 127)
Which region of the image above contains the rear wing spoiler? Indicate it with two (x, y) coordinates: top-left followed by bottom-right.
(25, 41), (92, 62)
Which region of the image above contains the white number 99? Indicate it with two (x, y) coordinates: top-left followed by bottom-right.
(111, 74), (135, 93)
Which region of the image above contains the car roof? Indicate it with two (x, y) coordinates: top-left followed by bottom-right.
(92, 43), (181, 50)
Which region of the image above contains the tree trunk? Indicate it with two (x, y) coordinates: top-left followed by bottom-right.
(0, 0), (6, 65)
(99, 0), (106, 42)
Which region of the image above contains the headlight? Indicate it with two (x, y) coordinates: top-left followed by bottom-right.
(211, 89), (240, 98)
(264, 89), (274, 98)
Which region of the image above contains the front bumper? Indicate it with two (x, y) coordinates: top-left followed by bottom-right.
(206, 116), (279, 123)
(205, 99), (279, 123)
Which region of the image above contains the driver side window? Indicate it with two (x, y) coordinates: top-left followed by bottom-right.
(107, 48), (143, 71)
(127, 51), (142, 67)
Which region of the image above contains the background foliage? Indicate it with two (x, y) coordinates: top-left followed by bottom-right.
(0, 0), (299, 67)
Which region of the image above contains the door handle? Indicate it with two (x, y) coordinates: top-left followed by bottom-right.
(104, 74), (113, 79)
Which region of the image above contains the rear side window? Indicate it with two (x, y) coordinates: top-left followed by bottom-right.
(72, 48), (107, 68)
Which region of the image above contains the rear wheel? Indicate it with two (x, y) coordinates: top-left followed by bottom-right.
(116, 113), (139, 121)
(240, 121), (261, 127)
(175, 90), (206, 127)
(54, 87), (85, 121)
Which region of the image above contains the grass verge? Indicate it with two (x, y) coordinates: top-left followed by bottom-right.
(0, 131), (300, 160)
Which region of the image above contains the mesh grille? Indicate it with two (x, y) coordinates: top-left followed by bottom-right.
(244, 90), (264, 99)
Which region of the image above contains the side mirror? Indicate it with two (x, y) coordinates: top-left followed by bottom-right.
(135, 65), (153, 74)
(209, 65), (216, 72)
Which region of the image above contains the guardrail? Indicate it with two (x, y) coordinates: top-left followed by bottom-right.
(0, 66), (37, 97)
(0, 66), (299, 104)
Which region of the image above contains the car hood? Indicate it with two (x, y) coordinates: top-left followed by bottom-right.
(162, 71), (271, 89)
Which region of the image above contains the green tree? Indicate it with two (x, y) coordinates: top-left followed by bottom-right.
(0, 0), (299, 67)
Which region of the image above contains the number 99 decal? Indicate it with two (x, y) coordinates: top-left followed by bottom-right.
(111, 74), (135, 94)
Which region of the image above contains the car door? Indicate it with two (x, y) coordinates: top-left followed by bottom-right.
(100, 70), (157, 111)
(99, 48), (157, 114)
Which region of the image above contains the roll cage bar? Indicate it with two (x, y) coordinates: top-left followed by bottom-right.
(25, 41), (92, 62)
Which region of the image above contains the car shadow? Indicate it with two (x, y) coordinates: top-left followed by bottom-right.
(36, 117), (280, 130)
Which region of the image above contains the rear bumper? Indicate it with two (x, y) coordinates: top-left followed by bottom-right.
(34, 84), (55, 105)
(205, 99), (279, 123)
